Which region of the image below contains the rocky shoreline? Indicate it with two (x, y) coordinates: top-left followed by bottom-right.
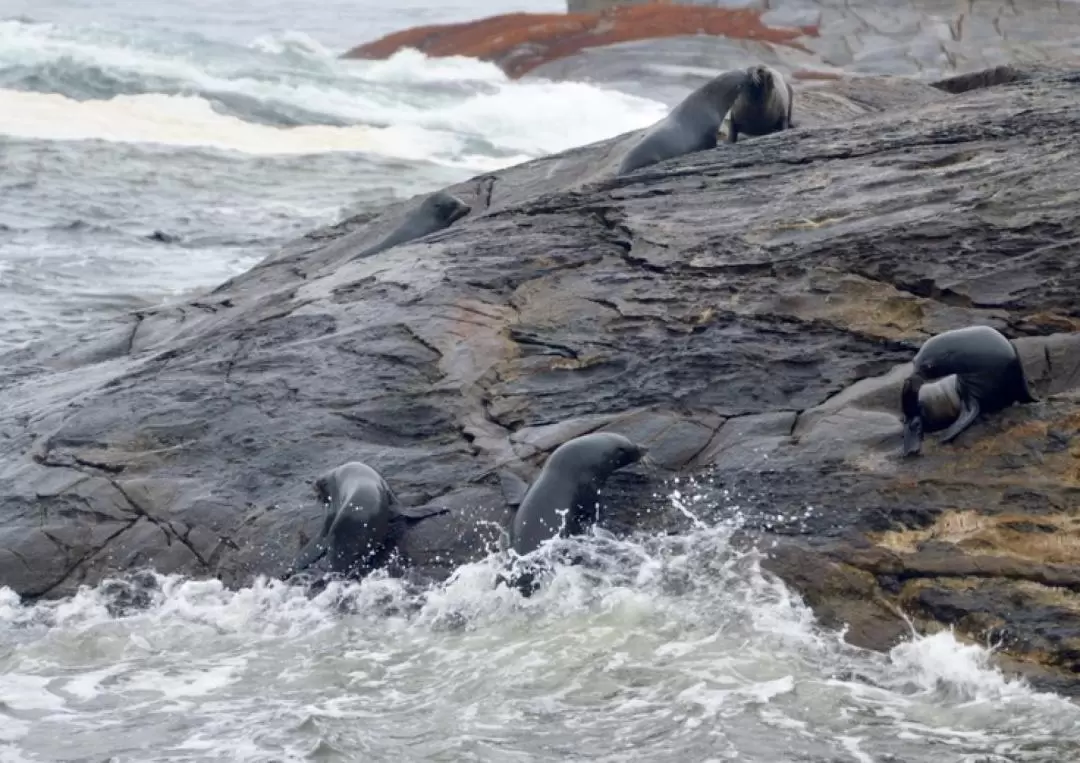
(2, 64), (1080, 692)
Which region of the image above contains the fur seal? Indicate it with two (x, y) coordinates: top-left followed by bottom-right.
(901, 326), (1038, 456)
(726, 64), (794, 144)
(616, 69), (752, 176)
(284, 462), (448, 579)
(501, 433), (646, 594)
(355, 190), (470, 258)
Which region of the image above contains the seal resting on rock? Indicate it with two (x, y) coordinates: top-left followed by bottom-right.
(355, 190), (470, 259)
(901, 325), (1038, 456)
(502, 433), (646, 594)
(283, 462), (449, 579)
(616, 69), (751, 176)
(726, 64), (794, 144)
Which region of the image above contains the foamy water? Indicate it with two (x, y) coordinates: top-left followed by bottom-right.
(0, 15), (666, 352)
(2, 481), (1077, 762)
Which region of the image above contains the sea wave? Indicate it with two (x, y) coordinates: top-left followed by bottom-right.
(0, 19), (667, 164)
(2, 479), (1077, 762)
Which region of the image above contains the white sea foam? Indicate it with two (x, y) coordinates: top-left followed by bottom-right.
(1, 481), (1076, 761)
(0, 88), (479, 161)
(0, 20), (666, 165)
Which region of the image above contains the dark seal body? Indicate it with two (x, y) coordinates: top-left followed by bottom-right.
(502, 433), (645, 595)
(355, 190), (470, 258)
(901, 325), (1038, 456)
(616, 69), (751, 176)
(284, 462), (446, 579)
(726, 65), (794, 144)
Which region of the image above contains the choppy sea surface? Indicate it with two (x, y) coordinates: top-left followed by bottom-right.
(0, 0), (664, 351)
(3, 1), (1080, 761)
(5, 482), (1080, 763)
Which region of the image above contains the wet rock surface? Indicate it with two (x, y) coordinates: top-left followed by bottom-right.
(4, 65), (1080, 691)
(350, 0), (1080, 98)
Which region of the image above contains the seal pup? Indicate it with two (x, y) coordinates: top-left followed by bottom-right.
(283, 462), (448, 579)
(901, 325), (1038, 457)
(354, 190), (470, 259)
(726, 64), (794, 144)
(616, 69), (752, 176)
(501, 433), (646, 595)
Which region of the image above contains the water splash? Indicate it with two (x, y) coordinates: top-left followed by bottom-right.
(2, 479), (1077, 761)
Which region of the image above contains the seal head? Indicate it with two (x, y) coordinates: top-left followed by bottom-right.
(726, 64), (794, 144)
(900, 325), (1038, 457)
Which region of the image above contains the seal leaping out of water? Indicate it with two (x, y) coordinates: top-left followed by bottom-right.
(510, 433), (647, 557)
(616, 69), (752, 176)
(499, 433), (646, 595)
(354, 190), (470, 259)
(900, 325), (1038, 457)
(726, 64), (794, 144)
(283, 462), (448, 579)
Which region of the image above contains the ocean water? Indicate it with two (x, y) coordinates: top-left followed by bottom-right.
(4, 481), (1080, 762)
(0, 0), (665, 351)
(3, 1), (1080, 761)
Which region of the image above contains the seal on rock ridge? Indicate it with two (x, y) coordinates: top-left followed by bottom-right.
(283, 462), (449, 579)
(726, 64), (794, 144)
(901, 325), (1039, 456)
(355, 190), (471, 259)
(501, 433), (646, 594)
(616, 69), (752, 176)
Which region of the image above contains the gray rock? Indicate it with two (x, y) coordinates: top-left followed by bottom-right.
(4, 65), (1080, 691)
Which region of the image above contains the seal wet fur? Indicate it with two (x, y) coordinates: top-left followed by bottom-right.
(501, 432), (646, 594)
(726, 64), (794, 144)
(616, 69), (751, 176)
(283, 462), (448, 580)
(900, 325), (1038, 457)
(354, 190), (470, 259)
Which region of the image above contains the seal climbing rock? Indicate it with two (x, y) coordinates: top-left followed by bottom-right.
(354, 190), (471, 259)
(509, 433), (647, 556)
(901, 325), (1039, 456)
(500, 433), (646, 595)
(616, 69), (751, 176)
(283, 462), (449, 579)
(726, 64), (794, 144)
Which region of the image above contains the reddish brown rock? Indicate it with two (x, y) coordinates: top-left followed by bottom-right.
(343, 5), (818, 79)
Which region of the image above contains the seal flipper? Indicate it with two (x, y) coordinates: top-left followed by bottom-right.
(938, 393), (981, 444)
(900, 375), (925, 457)
(284, 536), (328, 577)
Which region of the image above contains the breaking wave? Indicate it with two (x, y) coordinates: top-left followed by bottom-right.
(2, 479), (1078, 762)
(0, 19), (666, 163)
